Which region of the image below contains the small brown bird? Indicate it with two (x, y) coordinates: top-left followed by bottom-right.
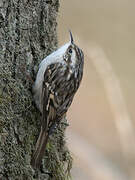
(31, 31), (84, 168)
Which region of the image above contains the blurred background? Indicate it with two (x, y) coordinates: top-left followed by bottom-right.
(58, 0), (135, 179)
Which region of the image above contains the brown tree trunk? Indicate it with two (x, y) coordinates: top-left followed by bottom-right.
(0, 0), (72, 179)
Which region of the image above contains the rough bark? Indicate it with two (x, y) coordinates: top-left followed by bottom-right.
(0, 0), (72, 179)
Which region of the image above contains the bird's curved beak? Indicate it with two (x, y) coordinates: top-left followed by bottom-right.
(69, 30), (74, 44)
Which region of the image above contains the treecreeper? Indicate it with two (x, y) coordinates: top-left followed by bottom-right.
(31, 31), (84, 168)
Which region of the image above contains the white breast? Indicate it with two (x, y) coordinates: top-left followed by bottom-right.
(33, 42), (70, 112)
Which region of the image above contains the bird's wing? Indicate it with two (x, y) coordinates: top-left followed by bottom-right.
(41, 63), (58, 131)
(31, 63), (60, 168)
(41, 62), (76, 129)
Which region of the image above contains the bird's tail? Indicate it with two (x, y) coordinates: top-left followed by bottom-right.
(31, 127), (49, 169)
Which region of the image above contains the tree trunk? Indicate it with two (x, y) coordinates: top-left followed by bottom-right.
(0, 0), (72, 179)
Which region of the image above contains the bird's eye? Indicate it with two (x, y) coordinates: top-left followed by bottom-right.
(68, 48), (72, 54)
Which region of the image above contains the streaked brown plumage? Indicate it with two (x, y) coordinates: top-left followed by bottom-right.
(31, 32), (84, 168)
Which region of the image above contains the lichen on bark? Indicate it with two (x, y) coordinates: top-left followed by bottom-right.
(0, 0), (72, 179)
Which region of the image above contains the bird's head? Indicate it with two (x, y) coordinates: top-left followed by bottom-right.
(62, 31), (84, 68)
(55, 31), (84, 68)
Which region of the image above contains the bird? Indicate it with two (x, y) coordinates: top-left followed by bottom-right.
(31, 31), (84, 168)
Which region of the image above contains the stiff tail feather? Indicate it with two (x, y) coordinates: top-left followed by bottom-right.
(31, 127), (49, 168)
